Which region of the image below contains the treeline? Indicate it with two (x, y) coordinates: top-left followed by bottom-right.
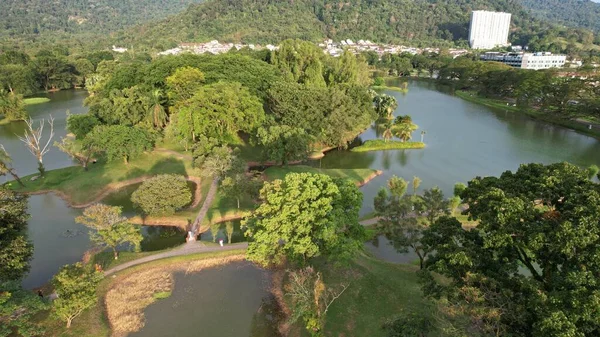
(520, 0), (600, 33)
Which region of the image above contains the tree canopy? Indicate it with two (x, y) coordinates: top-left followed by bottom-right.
(131, 174), (192, 216)
(243, 173), (365, 267)
(421, 162), (600, 336)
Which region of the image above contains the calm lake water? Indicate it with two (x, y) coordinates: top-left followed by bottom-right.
(129, 262), (282, 337)
(3, 80), (600, 291)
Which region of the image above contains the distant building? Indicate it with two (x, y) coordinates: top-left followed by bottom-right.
(469, 11), (511, 49)
(481, 52), (567, 70)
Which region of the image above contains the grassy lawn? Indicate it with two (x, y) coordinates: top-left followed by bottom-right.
(35, 250), (246, 337)
(24, 97), (51, 105)
(264, 165), (377, 184)
(351, 140), (425, 152)
(318, 254), (434, 336)
(10, 152), (197, 205)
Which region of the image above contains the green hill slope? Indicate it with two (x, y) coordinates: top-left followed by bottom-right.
(114, 0), (544, 48)
(0, 0), (203, 38)
(519, 0), (600, 33)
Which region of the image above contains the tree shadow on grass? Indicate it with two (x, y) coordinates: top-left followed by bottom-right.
(148, 156), (188, 177)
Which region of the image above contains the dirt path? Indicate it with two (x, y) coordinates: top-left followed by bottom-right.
(190, 178), (219, 234)
(103, 242), (248, 276)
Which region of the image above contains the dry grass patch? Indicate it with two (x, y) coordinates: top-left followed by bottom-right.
(105, 254), (245, 336)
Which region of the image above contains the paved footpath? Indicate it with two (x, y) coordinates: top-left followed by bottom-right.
(104, 242), (248, 276)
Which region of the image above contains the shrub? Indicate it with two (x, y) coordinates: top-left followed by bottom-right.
(131, 174), (192, 216)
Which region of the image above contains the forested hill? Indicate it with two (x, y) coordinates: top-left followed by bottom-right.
(519, 0), (600, 32)
(0, 0), (203, 37)
(114, 0), (544, 49)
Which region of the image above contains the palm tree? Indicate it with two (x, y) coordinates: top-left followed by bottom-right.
(148, 89), (168, 129)
(0, 145), (25, 186)
(392, 115), (418, 142)
(377, 119), (394, 142)
(373, 94), (398, 120)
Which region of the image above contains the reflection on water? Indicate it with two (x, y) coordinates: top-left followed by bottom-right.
(130, 262), (282, 337)
(365, 235), (418, 265)
(317, 80), (600, 215)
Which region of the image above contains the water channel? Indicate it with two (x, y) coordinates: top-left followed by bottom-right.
(2, 80), (600, 314)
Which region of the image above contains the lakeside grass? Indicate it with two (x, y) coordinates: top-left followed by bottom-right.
(35, 250), (247, 337)
(263, 165), (377, 183)
(10, 152), (198, 205)
(371, 85), (409, 93)
(317, 254), (434, 336)
(24, 97), (51, 105)
(351, 140), (425, 152)
(455, 90), (600, 139)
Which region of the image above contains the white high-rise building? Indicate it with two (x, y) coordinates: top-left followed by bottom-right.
(469, 10), (511, 49)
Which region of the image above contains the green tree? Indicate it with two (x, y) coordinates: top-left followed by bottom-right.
(243, 173), (365, 267)
(421, 162), (600, 336)
(255, 125), (312, 166)
(0, 145), (25, 187)
(387, 175), (408, 197)
(271, 39), (326, 87)
(453, 182), (467, 197)
(210, 223), (220, 243)
(587, 164), (599, 180)
(225, 221), (234, 244)
(0, 186), (32, 282)
(165, 66), (205, 102)
(147, 89), (168, 130)
(75, 204), (142, 260)
(0, 64), (37, 95)
(419, 187), (449, 224)
(392, 115), (418, 142)
(34, 53), (73, 91)
(54, 137), (98, 171)
(52, 263), (103, 328)
(174, 81), (264, 143)
(131, 174), (192, 216)
(0, 90), (27, 122)
(0, 281), (47, 337)
(87, 125), (154, 164)
(73, 58), (94, 87)
(412, 176), (422, 195)
(220, 173), (262, 209)
(200, 146), (244, 178)
(66, 114), (99, 140)
(373, 94), (398, 120)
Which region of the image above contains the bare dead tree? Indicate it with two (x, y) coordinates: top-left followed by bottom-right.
(17, 116), (54, 176)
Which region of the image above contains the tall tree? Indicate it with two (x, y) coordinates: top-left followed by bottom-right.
(243, 173), (365, 267)
(255, 125), (312, 166)
(75, 204), (142, 260)
(147, 89), (168, 130)
(52, 263), (102, 328)
(419, 187), (449, 224)
(0, 90), (28, 122)
(165, 66), (205, 102)
(87, 125), (154, 164)
(421, 162), (600, 336)
(373, 94), (398, 120)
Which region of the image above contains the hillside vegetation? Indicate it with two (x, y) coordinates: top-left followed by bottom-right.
(113, 0), (547, 49)
(520, 0), (600, 33)
(0, 0), (202, 38)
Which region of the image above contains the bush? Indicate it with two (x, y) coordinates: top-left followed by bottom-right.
(373, 77), (385, 86)
(131, 174), (192, 216)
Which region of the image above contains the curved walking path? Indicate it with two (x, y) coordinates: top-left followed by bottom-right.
(190, 177), (219, 235)
(104, 242), (248, 276)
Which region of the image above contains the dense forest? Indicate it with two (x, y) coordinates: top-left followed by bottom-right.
(0, 0), (202, 37)
(519, 0), (600, 32)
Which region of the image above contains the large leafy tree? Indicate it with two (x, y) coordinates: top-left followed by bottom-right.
(52, 263), (103, 328)
(76, 204), (143, 260)
(87, 125), (154, 164)
(421, 162), (600, 336)
(0, 186), (32, 282)
(0, 90), (27, 122)
(271, 39), (327, 87)
(66, 114), (100, 140)
(373, 94), (398, 120)
(255, 125), (312, 166)
(174, 81), (265, 143)
(243, 173), (365, 267)
(131, 174), (192, 216)
(165, 66), (205, 102)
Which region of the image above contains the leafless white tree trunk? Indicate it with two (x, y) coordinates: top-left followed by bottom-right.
(17, 116), (54, 176)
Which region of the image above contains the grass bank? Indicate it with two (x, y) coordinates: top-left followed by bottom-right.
(36, 250), (246, 337)
(10, 151), (197, 205)
(455, 90), (600, 139)
(315, 254), (435, 336)
(264, 165), (378, 185)
(371, 85), (409, 93)
(351, 140), (425, 152)
(24, 97), (51, 105)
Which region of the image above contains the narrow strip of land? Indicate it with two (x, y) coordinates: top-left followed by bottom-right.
(103, 242), (248, 276)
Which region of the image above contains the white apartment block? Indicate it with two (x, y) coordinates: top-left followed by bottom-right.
(469, 11), (511, 49)
(481, 52), (567, 70)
